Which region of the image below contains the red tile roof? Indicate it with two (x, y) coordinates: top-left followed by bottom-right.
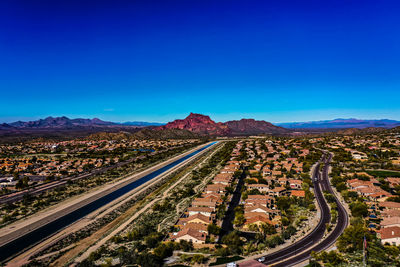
(290, 190), (305, 197)
(379, 226), (400, 240)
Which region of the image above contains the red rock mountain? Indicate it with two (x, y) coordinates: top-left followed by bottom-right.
(159, 113), (230, 135)
(159, 113), (290, 136)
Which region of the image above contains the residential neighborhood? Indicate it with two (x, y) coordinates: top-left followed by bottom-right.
(0, 138), (199, 192)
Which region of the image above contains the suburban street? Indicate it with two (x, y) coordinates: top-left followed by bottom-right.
(260, 152), (349, 266)
(219, 166), (247, 239)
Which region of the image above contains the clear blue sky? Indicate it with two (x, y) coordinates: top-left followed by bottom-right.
(1, 0), (399, 123)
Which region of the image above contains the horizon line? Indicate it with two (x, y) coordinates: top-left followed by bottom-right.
(1, 114), (400, 125)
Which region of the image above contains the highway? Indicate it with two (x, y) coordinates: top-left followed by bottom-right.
(0, 141), (218, 263)
(260, 152), (348, 266)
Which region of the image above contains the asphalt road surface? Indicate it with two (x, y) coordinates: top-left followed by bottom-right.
(260, 152), (348, 266)
(219, 166), (246, 239)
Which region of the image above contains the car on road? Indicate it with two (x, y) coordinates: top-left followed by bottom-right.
(258, 257), (265, 262)
(227, 262), (237, 267)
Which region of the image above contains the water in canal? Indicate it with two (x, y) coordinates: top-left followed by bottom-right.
(0, 142), (217, 262)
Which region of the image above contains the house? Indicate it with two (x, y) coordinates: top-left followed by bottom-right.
(181, 223), (208, 233)
(245, 195), (274, 207)
(205, 184), (226, 194)
(173, 228), (207, 244)
(191, 198), (218, 209)
(290, 190), (305, 198)
(213, 173), (234, 185)
(262, 166), (272, 177)
(352, 151), (368, 161)
(381, 217), (400, 228)
(187, 207), (214, 217)
(245, 205), (277, 216)
(357, 187), (378, 196)
(254, 164), (263, 171)
(370, 191), (393, 202)
(272, 170), (282, 176)
(381, 209), (400, 218)
(244, 212), (272, 221)
(289, 179), (303, 189)
(243, 214), (274, 229)
(201, 193), (223, 204)
(379, 202), (400, 211)
(378, 226), (400, 246)
(248, 194), (274, 201)
(277, 178), (288, 186)
(247, 184), (270, 193)
(177, 213), (212, 226)
(347, 180), (373, 190)
(271, 187), (287, 197)
(221, 164), (239, 174)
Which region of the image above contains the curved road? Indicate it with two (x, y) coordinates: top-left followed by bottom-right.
(260, 152), (348, 266)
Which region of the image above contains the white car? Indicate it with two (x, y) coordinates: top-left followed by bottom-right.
(258, 257), (265, 262)
(227, 263), (237, 267)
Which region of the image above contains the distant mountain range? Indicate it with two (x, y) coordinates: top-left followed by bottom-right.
(0, 116), (164, 129)
(276, 118), (400, 129)
(1, 115), (399, 142)
(158, 113), (290, 136)
(7, 116), (115, 128)
(120, 121), (165, 127)
(0, 117), (150, 142)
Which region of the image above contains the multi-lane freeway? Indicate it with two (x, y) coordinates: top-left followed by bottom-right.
(259, 152), (348, 266)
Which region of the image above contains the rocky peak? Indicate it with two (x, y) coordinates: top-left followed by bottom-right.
(159, 113), (288, 136)
(158, 113), (229, 135)
(185, 113), (215, 124)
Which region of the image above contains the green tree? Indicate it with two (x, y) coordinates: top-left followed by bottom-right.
(337, 223), (368, 252)
(233, 213), (245, 227)
(178, 240), (193, 251)
(221, 231), (243, 254)
(276, 196), (291, 211)
(207, 223), (221, 235)
(281, 216), (290, 226)
(335, 182), (347, 192)
(350, 201), (368, 217)
(153, 241), (175, 259)
(145, 232), (162, 248)
(216, 204), (226, 220)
